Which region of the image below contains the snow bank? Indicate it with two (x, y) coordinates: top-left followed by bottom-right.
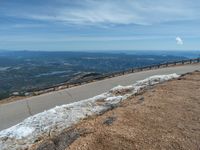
(0, 74), (179, 150)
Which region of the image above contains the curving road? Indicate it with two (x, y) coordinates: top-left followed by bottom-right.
(0, 64), (200, 131)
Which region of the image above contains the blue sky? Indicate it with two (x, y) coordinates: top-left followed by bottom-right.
(0, 0), (200, 51)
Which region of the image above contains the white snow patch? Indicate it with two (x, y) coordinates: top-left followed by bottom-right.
(1, 126), (35, 140)
(0, 73), (179, 150)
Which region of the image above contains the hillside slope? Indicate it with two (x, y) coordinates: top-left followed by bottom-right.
(32, 71), (200, 150)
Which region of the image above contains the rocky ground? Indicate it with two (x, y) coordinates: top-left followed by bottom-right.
(31, 71), (200, 150)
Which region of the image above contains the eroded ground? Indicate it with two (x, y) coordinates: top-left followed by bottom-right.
(32, 71), (200, 150)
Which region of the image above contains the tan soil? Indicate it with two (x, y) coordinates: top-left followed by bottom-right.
(64, 71), (200, 150)
(30, 71), (200, 150)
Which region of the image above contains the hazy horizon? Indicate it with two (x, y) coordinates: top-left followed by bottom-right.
(0, 49), (200, 52)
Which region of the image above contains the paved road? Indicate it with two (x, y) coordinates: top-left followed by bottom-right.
(0, 64), (199, 131)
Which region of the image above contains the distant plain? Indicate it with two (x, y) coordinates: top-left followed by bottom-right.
(0, 50), (199, 100)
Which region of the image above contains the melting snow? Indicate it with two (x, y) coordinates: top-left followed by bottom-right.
(0, 73), (179, 150)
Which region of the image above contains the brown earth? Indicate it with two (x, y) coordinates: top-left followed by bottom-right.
(32, 71), (200, 150)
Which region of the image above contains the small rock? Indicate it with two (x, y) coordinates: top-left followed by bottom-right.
(139, 97), (144, 101)
(103, 116), (116, 125)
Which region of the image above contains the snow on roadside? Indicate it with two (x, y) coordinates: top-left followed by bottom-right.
(0, 74), (179, 150)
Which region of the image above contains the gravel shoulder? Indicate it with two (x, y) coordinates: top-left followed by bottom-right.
(32, 71), (200, 150)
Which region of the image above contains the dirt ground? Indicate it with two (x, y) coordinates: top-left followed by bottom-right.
(32, 71), (200, 150)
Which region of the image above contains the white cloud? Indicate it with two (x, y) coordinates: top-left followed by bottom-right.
(176, 36), (183, 45)
(2, 0), (200, 26)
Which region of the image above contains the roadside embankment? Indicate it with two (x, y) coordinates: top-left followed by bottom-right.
(33, 71), (199, 150)
(0, 74), (180, 150)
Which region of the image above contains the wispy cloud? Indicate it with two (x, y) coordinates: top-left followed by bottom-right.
(0, 35), (165, 42)
(1, 0), (200, 26)
(2, 35), (198, 42)
(1, 0), (200, 50)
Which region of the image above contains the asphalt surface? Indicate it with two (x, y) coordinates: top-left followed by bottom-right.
(0, 64), (199, 131)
